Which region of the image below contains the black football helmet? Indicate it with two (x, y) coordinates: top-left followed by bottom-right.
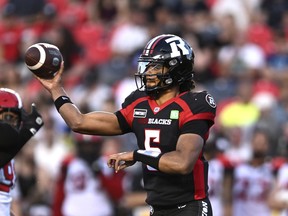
(135, 34), (195, 97)
(0, 88), (22, 129)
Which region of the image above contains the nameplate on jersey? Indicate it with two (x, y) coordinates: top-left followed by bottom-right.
(133, 109), (147, 118)
(148, 118), (172, 125)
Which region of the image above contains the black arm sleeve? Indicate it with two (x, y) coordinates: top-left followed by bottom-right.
(0, 123), (33, 167)
(115, 111), (132, 134)
(180, 120), (210, 139)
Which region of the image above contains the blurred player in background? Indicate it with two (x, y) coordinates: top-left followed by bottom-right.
(204, 137), (225, 216)
(34, 34), (216, 216)
(53, 133), (126, 216)
(268, 125), (288, 216)
(232, 129), (274, 216)
(0, 88), (43, 216)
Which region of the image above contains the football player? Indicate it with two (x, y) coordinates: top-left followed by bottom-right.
(0, 88), (43, 216)
(267, 122), (288, 216)
(232, 129), (274, 216)
(53, 133), (115, 216)
(35, 34), (216, 216)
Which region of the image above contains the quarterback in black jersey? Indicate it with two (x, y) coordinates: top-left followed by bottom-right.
(35, 34), (216, 216)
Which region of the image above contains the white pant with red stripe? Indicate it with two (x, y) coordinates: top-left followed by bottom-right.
(0, 160), (16, 216)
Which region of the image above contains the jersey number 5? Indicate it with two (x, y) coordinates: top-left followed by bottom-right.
(144, 129), (161, 171)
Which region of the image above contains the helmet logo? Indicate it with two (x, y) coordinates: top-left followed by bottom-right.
(165, 36), (190, 58)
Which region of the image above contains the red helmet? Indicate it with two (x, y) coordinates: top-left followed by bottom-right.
(0, 88), (22, 128)
(73, 133), (103, 143)
(0, 87), (22, 110)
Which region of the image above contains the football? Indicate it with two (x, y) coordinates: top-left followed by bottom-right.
(24, 43), (63, 79)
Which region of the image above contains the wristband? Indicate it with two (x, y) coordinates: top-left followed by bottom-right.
(133, 150), (163, 170)
(54, 96), (73, 112)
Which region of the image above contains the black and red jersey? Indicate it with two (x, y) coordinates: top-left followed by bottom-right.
(115, 89), (216, 206)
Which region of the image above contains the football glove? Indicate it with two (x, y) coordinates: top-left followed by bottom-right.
(21, 103), (44, 135)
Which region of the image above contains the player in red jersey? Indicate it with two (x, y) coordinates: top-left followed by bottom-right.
(0, 88), (43, 216)
(35, 34), (216, 216)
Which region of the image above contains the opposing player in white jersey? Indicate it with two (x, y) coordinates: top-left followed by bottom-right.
(204, 138), (225, 216)
(53, 133), (127, 216)
(268, 162), (288, 216)
(0, 160), (16, 216)
(0, 88), (43, 216)
(269, 126), (288, 216)
(232, 129), (274, 216)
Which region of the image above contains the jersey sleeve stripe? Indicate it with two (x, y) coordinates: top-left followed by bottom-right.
(187, 112), (215, 122)
(180, 112), (215, 128)
(175, 98), (214, 127)
(193, 155), (207, 199)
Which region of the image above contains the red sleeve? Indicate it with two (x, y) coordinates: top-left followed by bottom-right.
(52, 155), (74, 216)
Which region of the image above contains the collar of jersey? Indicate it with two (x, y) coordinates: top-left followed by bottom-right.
(148, 91), (188, 115)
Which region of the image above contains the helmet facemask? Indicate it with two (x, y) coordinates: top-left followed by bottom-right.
(0, 109), (21, 129)
(135, 60), (176, 98)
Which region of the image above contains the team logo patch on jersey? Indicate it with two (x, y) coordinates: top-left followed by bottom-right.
(133, 109), (147, 118)
(170, 110), (179, 119)
(154, 107), (160, 112)
(205, 94), (216, 108)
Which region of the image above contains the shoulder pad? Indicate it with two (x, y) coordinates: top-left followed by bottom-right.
(182, 91), (217, 114)
(121, 90), (147, 109)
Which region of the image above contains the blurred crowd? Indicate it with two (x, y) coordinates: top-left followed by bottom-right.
(1, 0), (288, 215)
